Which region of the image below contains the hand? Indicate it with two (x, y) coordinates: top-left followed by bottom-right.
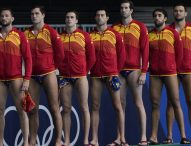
(20, 79), (30, 92)
(108, 76), (113, 81)
(137, 73), (146, 85)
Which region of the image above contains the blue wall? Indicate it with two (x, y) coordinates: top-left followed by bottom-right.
(4, 74), (191, 146)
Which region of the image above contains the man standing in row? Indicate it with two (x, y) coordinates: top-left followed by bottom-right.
(89, 8), (128, 146)
(0, 8), (32, 146)
(58, 10), (95, 146)
(112, 0), (149, 145)
(148, 8), (190, 144)
(164, 3), (191, 144)
(24, 6), (64, 146)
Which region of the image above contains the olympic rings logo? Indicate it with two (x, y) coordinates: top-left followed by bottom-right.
(4, 105), (80, 146)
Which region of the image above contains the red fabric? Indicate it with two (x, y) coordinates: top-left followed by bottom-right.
(149, 26), (183, 75)
(59, 28), (96, 77)
(24, 24), (64, 75)
(90, 27), (126, 77)
(22, 91), (35, 112)
(0, 28), (32, 80)
(169, 22), (191, 73)
(112, 20), (149, 73)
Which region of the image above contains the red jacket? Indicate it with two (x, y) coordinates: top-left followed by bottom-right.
(149, 26), (183, 76)
(24, 24), (64, 75)
(112, 20), (149, 73)
(0, 28), (32, 80)
(169, 22), (191, 74)
(59, 28), (96, 77)
(90, 27), (126, 77)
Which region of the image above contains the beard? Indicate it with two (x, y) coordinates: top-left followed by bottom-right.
(1, 22), (11, 27)
(96, 20), (105, 26)
(175, 17), (185, 22)
(154, 21), (164, 28)
(121, 13), (130, 19)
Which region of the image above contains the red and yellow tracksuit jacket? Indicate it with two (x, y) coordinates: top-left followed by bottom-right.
(169, 22), (191, 74)
(149, 26), (183, 76)
(59, 28), (96, 77)
(90, 27), (126, 77)
(24, 24), (64, 75)
(0, 28), (32, 80)
(112, 20), (149, 73)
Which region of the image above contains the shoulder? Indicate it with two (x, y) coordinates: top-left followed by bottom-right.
(165, 26), (180, 39)
(165, 26), (176, 33)
(186, 22), (191, 26)
(134, 20), (148, 31)
(112, 22), (121, 27)
(108, 27), (118, 33)
(76, 28), (91, 39)
(107, 28), (123, 41)
(44, 24), (57, 34)
(12, 28), (25, 37)
(23, 26), (32, 34)
(77, 28), (88, 35)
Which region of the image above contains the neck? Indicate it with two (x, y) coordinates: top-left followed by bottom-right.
(1, 24), (12, 34)
(122, 16), (132, 25)
(33, 22), (44, 31)
(156, 23), (166, 32)
(175, 19), (186, 28)
(97, 24), (107, 32)
(66, 25), (77, 34)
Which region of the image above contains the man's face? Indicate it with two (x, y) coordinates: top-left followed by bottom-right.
(0, 10), (14, 27)
(120, 2), (133, 19)
(153, 11), (167, 28)
(31, 8), (45, 24)
(95, 10), (108, 26)
(173, 6), (187, 22)
(65, 12), (78, 27)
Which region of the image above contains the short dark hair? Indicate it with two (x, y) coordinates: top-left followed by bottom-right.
(95, 7), (109, 17)
(120, 0), (134, 10)
(31, 5), (45, 14)
(153, 8), (168, 18)
(0, 7), (14, 16)
(66, 10), (79, 20)
(173, 3), (187, 12)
